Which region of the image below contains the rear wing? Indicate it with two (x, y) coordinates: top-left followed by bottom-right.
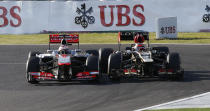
(49, 34), (79, 50)
(119, 31), (149, 41)
(117, 31), (149, 51)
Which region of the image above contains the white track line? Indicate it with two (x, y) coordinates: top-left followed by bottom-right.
(134, 92), (210, 111)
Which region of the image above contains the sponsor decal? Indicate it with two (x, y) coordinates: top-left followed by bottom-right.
(98, 4), (145, 27)
(58, 55), (71, 65)
(160, 26), (176, 34)
(75, 3), (95, 28)
(203, 5), (210, 22)
(49, 34), (79, 43)
(0, 6), (22, 28)
(156, 17), (177, 39)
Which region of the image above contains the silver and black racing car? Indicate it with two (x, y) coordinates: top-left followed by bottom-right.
(26, 34), (101, 84)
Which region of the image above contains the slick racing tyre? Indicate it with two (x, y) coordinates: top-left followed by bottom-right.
(26, 56), (40, 84)
(108, 52), (122, 81)
(168, 52), (184, 80)
(86, 55), (107, 83)
(86, 50), (99, 56)
(152, 47), (169, 54)
(28, 51), (41, 58)
(98, 48), (114, 74)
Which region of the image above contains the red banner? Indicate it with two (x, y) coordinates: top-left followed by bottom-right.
(49, 34), (79, 43)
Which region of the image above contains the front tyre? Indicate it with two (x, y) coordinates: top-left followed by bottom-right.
(98, 48), (114, 74)
(26, 56), (40, 84)
(28, 51), (40, 59)
(86, 55), (108, 83)
(108, 52), (122, 81)
(168, 52), (184, 80)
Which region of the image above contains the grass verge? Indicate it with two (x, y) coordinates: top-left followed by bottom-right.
(0, 32), (210, 44)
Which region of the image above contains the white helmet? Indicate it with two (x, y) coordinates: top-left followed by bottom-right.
(58, 45), (69, 51)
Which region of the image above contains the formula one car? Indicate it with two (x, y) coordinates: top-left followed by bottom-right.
(26, 34), (100, 84)
(101, 31), (184, 81)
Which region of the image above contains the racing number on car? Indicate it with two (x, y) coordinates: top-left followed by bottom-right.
(160, 26), (176, 34)
(0, 6), (22, 27)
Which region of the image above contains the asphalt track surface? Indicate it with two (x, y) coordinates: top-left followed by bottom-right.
(0, 44), (210, 111)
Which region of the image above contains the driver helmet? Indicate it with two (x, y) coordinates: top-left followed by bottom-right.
(134, 33), (144, 43)
(58, 39), (69, 53)
(133, 33), (145, 51)
(58, 45), (69, 51)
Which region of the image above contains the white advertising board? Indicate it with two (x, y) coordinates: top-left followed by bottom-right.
(0, 0), (209, 34)
(156, 17), (177, 39)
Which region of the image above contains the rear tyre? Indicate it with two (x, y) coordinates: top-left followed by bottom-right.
(98, 48), (114, 74)
(26, 56), (40, 84)
(168, 52), (184, 80)
(108, 52), (122, 81)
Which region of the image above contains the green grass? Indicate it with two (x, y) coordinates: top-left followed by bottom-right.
(144, 108), (210, 111)
(0, 32), (210, 44)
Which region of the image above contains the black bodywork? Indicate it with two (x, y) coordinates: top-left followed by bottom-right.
(106, 31), (184, 81)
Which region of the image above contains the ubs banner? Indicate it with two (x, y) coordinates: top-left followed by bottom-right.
(0, 0), (209, 34)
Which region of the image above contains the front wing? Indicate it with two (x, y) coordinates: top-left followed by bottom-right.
(29, 71), (99, 81)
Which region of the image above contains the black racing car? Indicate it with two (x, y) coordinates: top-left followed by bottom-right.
(98, 31), (184, 81)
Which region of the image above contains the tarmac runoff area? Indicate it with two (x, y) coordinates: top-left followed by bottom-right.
(135, 92), (210, 111)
